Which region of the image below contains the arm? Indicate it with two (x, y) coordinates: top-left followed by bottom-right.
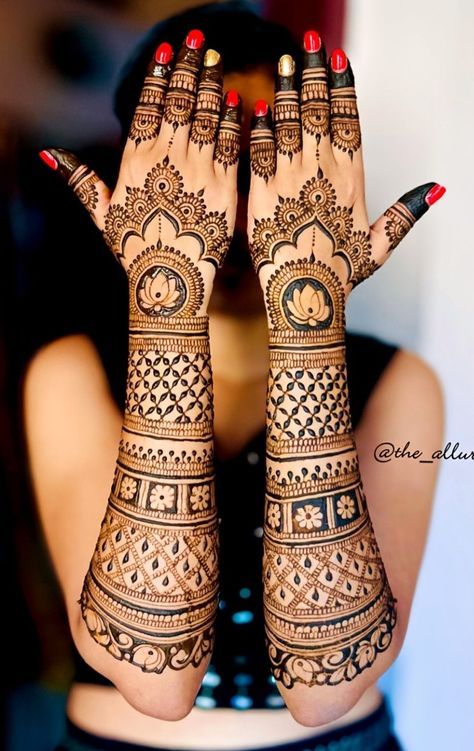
(34, 32), (241, 718)
(248, 34), (445, 724)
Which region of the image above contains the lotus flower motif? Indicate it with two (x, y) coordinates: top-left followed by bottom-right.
(287, 283), (330, 327)
(138, 269), (181, 314)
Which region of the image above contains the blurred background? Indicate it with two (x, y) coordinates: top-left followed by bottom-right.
(1, 1), (472, 749)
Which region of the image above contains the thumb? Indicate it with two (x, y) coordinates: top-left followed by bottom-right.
(39, 148), (111, 231)
(369, 182), (446, 266)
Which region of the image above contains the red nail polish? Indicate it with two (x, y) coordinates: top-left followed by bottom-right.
(425, 184), (446, 206)
(39, 150), (58, 170)
(155, 42), (173, 64)
(331, 48), (348, 73)
(304, 30), (322, 53)
(254, 100), (269, 117)
(226, 90), (239, 108)
(186, 29), (205, 50)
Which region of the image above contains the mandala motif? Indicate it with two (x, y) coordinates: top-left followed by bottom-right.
(103, 159), (230, 267)
(129, 244), (204, 322)
(266, 260), (345, 343)
(282, 277), (333, 330)
(215, 122), (240, 168)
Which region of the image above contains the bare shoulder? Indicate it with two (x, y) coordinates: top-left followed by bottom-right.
(355, 346), (444, 635)
(24, 335), (122, 611)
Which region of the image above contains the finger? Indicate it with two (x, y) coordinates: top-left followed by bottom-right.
(328, 48), (361, 163)
(301, 30), (331, 163)
(274, 54), (302, 167)
(369, 183), (446, 264)
(161, 29), (205, 149)
(189, 49), (223, 160)
(39, 149), (111, 230)
(126, 42), (173, 149)
(250, 101), (276, 183)
(214, 90), (242, 175)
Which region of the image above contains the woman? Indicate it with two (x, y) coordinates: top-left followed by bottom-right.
(23, 3), (444, 750)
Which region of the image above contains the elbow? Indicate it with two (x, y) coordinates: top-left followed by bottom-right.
(70, 613), (199, 721)
(283, 631), (404, 727)
(115, 680), (196, 721)
(284, 687), (368, 728)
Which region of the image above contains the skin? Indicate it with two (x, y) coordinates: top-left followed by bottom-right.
(24, 53), (443, 744)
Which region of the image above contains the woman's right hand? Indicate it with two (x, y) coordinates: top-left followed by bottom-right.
(40, 30), (241, 323)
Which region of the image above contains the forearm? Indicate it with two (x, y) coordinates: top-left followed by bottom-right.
(80, 313), (219, 675)
(263, 286), (397, 690)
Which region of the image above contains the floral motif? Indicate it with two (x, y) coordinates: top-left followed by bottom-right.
(267, 502), (281, 529)
(120, 476), (137, 500)
(190, 485), (210, 511)
(336, 495), (356, 520)
(294, 504), (323, 530)
(286, 283), (330, 327)
(149, 484), (174, 510)
(137, 269), (181, 315)
(355, 640), (376, 670)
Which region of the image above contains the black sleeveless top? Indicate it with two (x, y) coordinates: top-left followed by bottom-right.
(72, 331), (398, 710)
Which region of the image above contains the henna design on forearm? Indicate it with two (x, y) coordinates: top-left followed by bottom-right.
(328, 56), (361, 159)
(81, 318), (220, 673)
(274, 56), (302, 160)
(249, 169), (398, 687)
(77, 158), (232, 673)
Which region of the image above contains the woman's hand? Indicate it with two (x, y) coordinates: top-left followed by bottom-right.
(248, 32), (444, 311)
(247, 31), (444, 722)
(38, 31), (241, 717)
(41, 30), (241, 318)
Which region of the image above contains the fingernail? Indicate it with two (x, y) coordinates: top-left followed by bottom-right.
(155, 42), (173, 65)
(204, 49), (221, 67)
(254, 100), (269, 117)
(425, 184), (446, 206)
(39, 150), (58, 170)
(278, 54), (296, 77)
(331, 48), (348, 73)
(186, 29), (205, 50)
(304, 30), (322, 53)
(226, 90), (240, 107)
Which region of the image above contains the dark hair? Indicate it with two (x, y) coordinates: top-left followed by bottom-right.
(113, 1), (302, 140)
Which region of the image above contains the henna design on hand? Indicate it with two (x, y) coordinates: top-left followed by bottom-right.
(189, 50), (223, 149)
(301, 33), (330, 151)
(328, 51), (361, 159)
(383, 182), (437, 251)
(250, 169), (377, 288)
(214, 91), (241, 169)
(39, 30), (241, 676)
(103, 157), (231, 269)
(275, 55), (302, 160)
(164, 31), (204, 130)
(128, 44), (173, 147)
(250, 102), (276, 182)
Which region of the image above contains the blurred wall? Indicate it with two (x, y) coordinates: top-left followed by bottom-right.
(345, 1), (473, 749)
